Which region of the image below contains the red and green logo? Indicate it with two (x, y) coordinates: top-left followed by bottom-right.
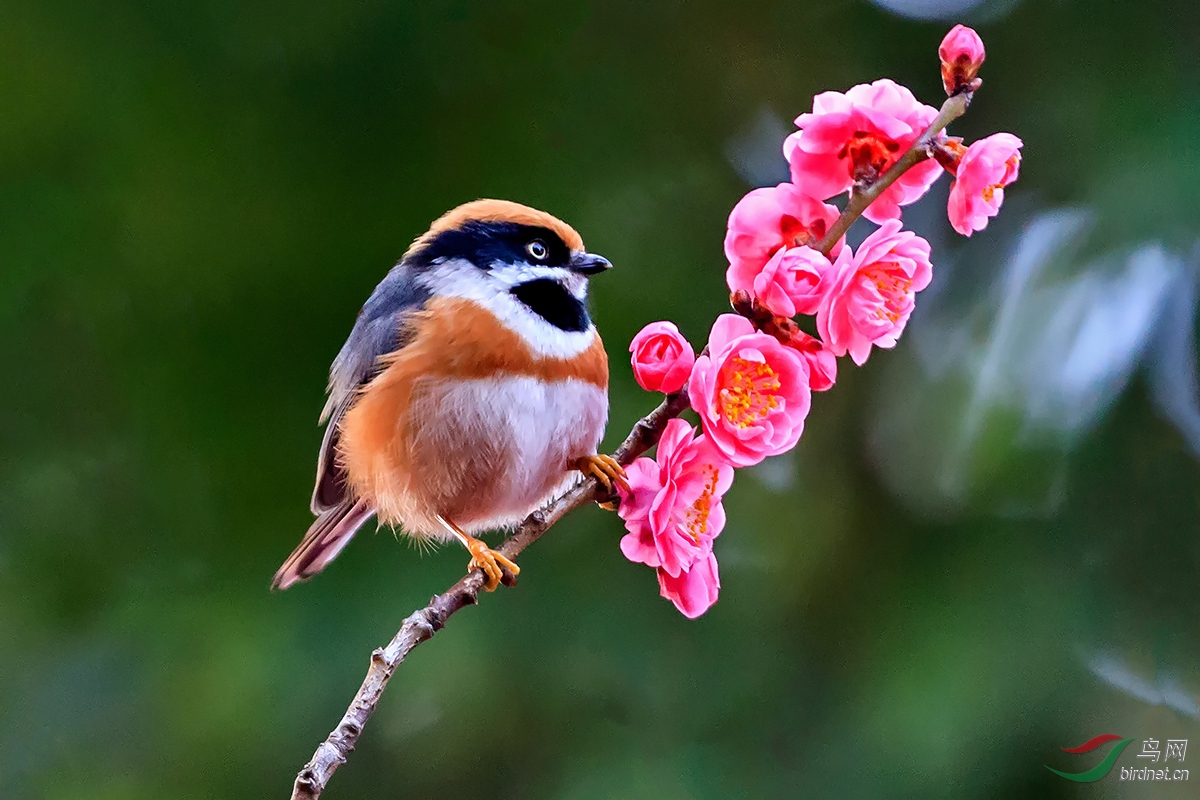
(1045, 734), (1134, 782)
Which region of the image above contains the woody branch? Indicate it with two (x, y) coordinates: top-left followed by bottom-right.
(288, 85), (975, 800)
(289, 389), (690, 800)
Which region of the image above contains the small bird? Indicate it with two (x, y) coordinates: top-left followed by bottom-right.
(273, 200), (626, 592)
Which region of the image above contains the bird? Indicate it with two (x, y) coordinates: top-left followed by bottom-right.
(272, 199), (627, 592)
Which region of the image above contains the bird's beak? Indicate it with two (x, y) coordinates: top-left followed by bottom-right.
(568, 252), (612, 276)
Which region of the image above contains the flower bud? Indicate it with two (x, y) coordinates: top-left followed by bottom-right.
(939, 24), (985, 96)
(629, 321), (695, 394)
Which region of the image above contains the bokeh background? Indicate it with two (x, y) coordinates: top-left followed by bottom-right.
(4, 0), (1200, 797)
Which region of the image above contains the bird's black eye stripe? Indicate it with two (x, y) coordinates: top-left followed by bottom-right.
(410, 222), (571, 270)
(511, 279), (590, 332)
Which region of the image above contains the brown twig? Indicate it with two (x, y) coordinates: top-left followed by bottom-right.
(289, 389), (692, 799)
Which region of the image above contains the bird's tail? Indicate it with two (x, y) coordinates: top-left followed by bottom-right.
(272, 498), (376, 590)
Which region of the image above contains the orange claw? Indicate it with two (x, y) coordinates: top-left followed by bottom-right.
(575, 454), (629, 496)
(465, 538), (520, 592)
(437, 514), (519, 591)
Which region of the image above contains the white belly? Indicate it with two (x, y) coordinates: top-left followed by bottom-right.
(400, 376), (608, 536)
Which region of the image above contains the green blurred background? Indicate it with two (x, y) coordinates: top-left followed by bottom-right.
(4, 1), (1200, 798)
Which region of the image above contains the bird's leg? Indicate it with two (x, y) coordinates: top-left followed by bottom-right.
(573, 454), (629, 501)
(437, 514), (519, 592)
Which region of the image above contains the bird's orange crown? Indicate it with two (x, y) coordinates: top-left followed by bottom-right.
(404, 199), (584, 259)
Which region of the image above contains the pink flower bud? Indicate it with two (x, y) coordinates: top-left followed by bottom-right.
(939, 24), (986, 96)
(752, 245), (832, 319)
(629, 321), (695, 393)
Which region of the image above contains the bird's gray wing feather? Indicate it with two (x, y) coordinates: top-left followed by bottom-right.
(311, 263), (430, 513)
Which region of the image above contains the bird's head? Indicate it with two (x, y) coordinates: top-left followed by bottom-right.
(403, 200), (612, 334)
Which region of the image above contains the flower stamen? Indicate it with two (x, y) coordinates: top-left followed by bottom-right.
(862, 262), (914, 323)
(717, 357), (783, 428)
(683, 467), (720, 543)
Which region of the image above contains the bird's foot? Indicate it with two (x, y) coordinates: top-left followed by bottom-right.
(438, 514), (519, 591)
(575, 453), (629, 503)
(464, 536), (520, 592)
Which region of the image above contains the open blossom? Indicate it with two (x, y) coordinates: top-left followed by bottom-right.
(725, 183), (841, 298)
(947, 133), (1022, 236)
(658, 551), (720, 619)
(689, 314), (811, 467)
(787, 330), (838, 392)
(617, 419), (733, 618)
(816, 219), (932, 365)
(751, 245), (832, 318)
(939, 24), (985, 95)
(783, 79), (942, 223)
(630, 321), (695, 393)
(617, 418), (734, 576)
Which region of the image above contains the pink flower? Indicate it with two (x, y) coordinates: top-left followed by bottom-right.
(947, 133), (1022, 236)
(816, 219), (933, 365)
(618, 418), (734, 577)
(783, 79), (942, 223)
(629, 321), (695, 393)
(750, 245), (832, 318)
(725, 184), (842, 298)
(657, 551), (720, 619)
(787, 330), (838, 392)
(939, 25), (986, 96)
(689, 314), (812, 467)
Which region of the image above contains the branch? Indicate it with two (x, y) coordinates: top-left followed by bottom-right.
(290, 82), (979, 800)
(814, 90), (971, 257)
(289, 388), (692, 800)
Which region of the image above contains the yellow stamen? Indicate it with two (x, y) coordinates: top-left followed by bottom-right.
(683, 466), (720, 543)
(861, 262), (913, 324)
(718, 356), (782, 428)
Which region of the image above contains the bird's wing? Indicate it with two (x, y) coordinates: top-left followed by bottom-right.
(310, 264), (430, 513)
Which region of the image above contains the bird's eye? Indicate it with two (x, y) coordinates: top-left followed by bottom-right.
(526, 239), (549, 261)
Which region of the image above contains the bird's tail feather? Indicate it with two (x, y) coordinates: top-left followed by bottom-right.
(272, 498), (376, 590)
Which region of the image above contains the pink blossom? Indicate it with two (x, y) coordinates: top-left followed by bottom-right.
(939, 25), (986, 96)
(689, 314), (812, 467)
(816, 219), (933, 365)
(751, 245), (832, 318)
(657, 551), (720, 619)
(947, 133), (1022, 236)
(787, 330), (838, 392)
(783, 79), (942, 223)
(725, 184), (841, 298)
(629, 321), (696, 393)
(617, 418), (734, 579)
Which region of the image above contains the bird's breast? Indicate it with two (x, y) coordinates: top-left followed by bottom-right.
(337, 297), (609, 534)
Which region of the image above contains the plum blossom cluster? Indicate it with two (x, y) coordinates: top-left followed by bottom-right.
(617, 25), (1023, 618)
